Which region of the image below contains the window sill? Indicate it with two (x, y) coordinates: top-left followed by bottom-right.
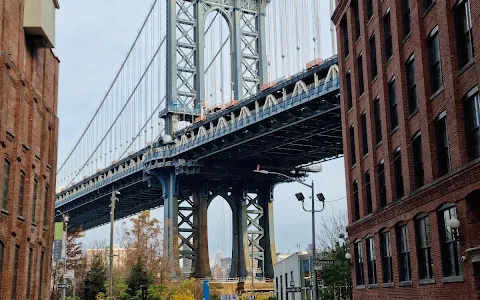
(1, 208), (9, 215)
(368, 284), (378, 289)
(31, 222), (37, 227)
(458, 60), (475, 76)
(359, 92), (365, 101)
(43, 226), (48, 232)
(356, 285), (365, 290)
(391, 126), (400, 135)
(355, 37), (362, 46)
(344, 53), (350, 62)
(430, 86), (444, 101)
(408, 109), (419, 119)
(376, 140), (383, 149)
(348, 107), (353, 114)
(419, 278), (435, 285)
(442, 275), (464, 283)
(367, 16), (374, 26)
(351, 163), (357, 170)
(402, 32), (412, 44)
(17, 215), (24, 221)
(382, 282), (394, 288)
(363, 153), (369, 160)
(386, 56), (393, 66)
(399, 280), (413, 287)
(371, 75), (378, 85)
(423, 2), (436, 17)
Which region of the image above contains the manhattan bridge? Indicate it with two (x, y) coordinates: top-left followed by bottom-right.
(55, 0), (342, 279)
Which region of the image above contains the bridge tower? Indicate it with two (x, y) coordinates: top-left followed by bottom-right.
(158, 0), (274, 279)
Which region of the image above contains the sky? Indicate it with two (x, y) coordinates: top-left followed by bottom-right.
(54, 0), (346, 266)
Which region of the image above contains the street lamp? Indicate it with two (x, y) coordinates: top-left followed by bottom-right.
(141, 271), (149, 300)
(449, 217), (460, 241)
(109, 189), (121, 298)
(254, 168), (326, 300)
(344, 253), (351, 260)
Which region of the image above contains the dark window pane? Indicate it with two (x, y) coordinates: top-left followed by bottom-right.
(464, 91), (480, 161)
(367, 237), (377, 284)
(365, 171), (373, 214)
(374, 99), (382, 144)
(367, 0), (373, 20)
(378, 161), (387, 207)
(32, 179), (38, 223)
(39, 251), (45, 299)
(416, 216), (433, 279)
(362, 113), (368, 155)
(439, 206), (462, 277)
(358, 55), (364, 95)
(406, 57), (418, 114)
(435, 116), (450, 176)
(381, 232), (393, 283)
(354, 0), (361, 40)
(346, 72), (353, 109)
(393, 149), (404, 199)
(342, 21), (350, 57)
(355, 241), (364, 286)
(389, 80), (398, 130)
(402, 0), (411, 38)
(44, 187), (49, 227)
(428, 30), (443, 94)
(455, 0), (474, 68)
(2, 160), (10, 209)
(350, 126), (357, 165)
(370, 35), (378, 79)
(384, 12), (393, 60)
(412, 134), (425, 188)
(18, 171), (25, 216)
(27, 248), (33, 298)
(12, 245), (20, 300)
(397, 225), (411, 281)
(424, 0), (433, 11)
(353, 181), (360, 221)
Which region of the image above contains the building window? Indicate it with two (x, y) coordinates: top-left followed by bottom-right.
(350, 125), (356, 166)
(353, 180), (360, 221)
(406, 55), (418, 114)
(464, 88), (480, 161)
(455, 0), (474, 69)
(366, 237), (377, 284)
(362, 113), (368, 155)
(370, 35), (378, 80)
(39, 250), (45, 300)
(342, 19), (349, 58)
(346, 71), (353, 109)
(43, 187), (49, 227)
(412, 133), (425, 189)
(27, 248), (34, 298)
(435, 113), (450, 176)
(397, 224), (411, 282)
(439, 204), (462, 277)
(18, 171), (25, 216)
(358, 55), (364, 95)
(389, 79), (398, 130)
(365, 171), (373, 214)
(378, 160), (387, 208)
(374, 98), (382, 144)
(393, 148), (404, 199)
(0, 242), (3, 293)
(384, 11), (393, 60)
(367, 0), (373, 20)
(285, 273), (288, 300)
(2, 159), (10, 210)
(380, 231), (393, 283)
(428, 27), (443, 94)
(401, 0), (411, 38)
(353, 0), (360, 40)
(32, 178), (38, 223)
(354, 241), (364, 286)
(416, 215), (433, 280)
(425, 0), (433, 11)
(12, 245), (20, 300)
(280, 275), (283, 300)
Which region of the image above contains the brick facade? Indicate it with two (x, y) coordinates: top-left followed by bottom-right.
(333, 0), (480, 299)
(0, 1), (60, 300)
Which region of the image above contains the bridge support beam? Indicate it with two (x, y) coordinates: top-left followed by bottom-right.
(192, 187), (210, 277)
(258, 185), (276, 279)
(231, 186), (249, 278)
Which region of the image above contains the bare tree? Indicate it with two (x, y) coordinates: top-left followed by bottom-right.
(316, 209), (348, 252)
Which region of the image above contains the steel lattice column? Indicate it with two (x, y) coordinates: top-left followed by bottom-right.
(163, 0), (268, 134)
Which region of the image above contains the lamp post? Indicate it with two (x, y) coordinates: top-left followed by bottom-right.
(254, 169), (325, 300)
(84, 272), (91, 300)
(60, 213), (70, 300)
(141, 271), (149, 300)
(109, 189), (121, 298)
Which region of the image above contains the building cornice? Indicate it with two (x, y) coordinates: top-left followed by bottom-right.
(332, 0), (350, 25)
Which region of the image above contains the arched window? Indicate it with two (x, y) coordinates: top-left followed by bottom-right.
(379, 229), (393, 284)
(396, 222), (411, 282)
(354, 239), (364, 286)
(2, 159), (10, 209)
(414, 213), (433, 281)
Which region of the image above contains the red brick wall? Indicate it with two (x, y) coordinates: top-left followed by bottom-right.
(333, 0), (480, 299)
(0, 0), (59, 299)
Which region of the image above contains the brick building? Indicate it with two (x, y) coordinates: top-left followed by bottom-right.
(333, 0), (480, 299)
(0, 1), (60, 299)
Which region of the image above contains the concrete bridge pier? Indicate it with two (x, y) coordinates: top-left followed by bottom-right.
(192, 186), (211, 277)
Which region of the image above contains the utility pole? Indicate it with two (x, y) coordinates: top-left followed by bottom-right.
(109, 189), (120, 298)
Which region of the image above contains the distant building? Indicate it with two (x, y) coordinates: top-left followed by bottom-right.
(86, 245), (127, 269)
(181, 245), (193, 274)
(274, 253), (313, 300)
(221, 257), (232, 278)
